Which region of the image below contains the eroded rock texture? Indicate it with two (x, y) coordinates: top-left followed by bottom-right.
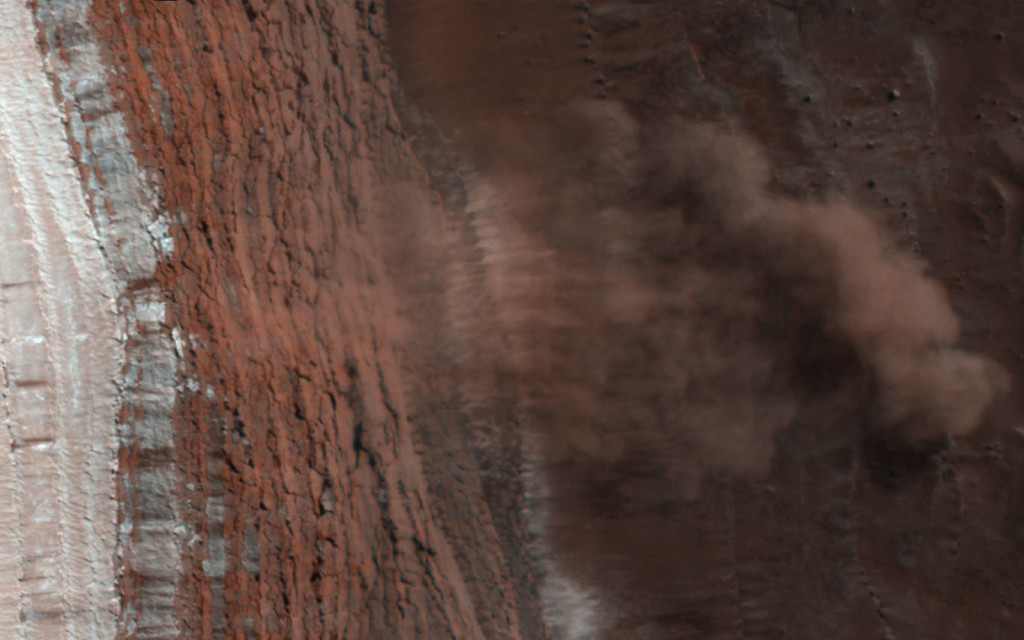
(7, 0), (1024, 639)
(23, 0), (539, 638)
(0, 2), (121, 637)
(79, 0), (535, 638)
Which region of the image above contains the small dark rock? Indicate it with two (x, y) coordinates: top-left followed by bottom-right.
(888, 89), (901, 101)
(867, 179), (877, 188)
(803, 95), (813, 103)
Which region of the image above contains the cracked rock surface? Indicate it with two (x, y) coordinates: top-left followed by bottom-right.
(4, 1), (1024, 639)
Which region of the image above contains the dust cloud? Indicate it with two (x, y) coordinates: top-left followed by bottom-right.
(444, 105), (1007, 496)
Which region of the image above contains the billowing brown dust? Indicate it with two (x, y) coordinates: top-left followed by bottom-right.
(434, 106), (1007, 497)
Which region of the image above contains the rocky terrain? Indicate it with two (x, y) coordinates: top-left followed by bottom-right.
(1, 0), (1024, 639)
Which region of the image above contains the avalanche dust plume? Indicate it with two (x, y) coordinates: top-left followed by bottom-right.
(445, 105), (1007, 498)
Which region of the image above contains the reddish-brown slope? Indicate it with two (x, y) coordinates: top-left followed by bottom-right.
(56, 1), (534, 637)
(27, 0), (1024, 637)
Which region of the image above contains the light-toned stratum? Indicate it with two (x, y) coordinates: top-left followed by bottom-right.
(0, 0), (121, 637)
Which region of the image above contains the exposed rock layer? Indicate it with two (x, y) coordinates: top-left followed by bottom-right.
(17, 0), (541, 637)
(9, 0), (1024, 639)
(0, 0), (121, 636)
(76, 0), (531, 638)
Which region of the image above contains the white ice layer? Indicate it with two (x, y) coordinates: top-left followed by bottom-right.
(30, 0), (182, 634)
(0, 0), (122, 638)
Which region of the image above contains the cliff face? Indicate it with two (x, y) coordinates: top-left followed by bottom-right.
(7, 0), (1024, 639)
(24, 0), (536, 638)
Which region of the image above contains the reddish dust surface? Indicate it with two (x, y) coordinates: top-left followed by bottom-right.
(80, 1), (539, 638)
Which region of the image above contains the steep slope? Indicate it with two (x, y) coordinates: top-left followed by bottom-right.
(23, 0), (540, 638)
(10, 0), (1024, 638)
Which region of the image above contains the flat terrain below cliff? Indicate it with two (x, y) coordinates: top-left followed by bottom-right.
(389, 1), (1024, 638)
